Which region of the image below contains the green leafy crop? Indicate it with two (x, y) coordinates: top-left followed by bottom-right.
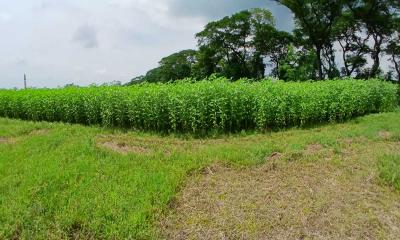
(0, 78), (397, 134)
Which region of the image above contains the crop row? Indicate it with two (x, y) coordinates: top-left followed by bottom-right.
(0, 78), (397, 134)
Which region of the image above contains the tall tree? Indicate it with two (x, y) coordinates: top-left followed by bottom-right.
(253, 24), (293, 78)
(157, 49), (197, 81)
(192, 46), (222, 79)
(334, 10), (369, 77)
(135, 50), (197, 83)
(347, 0), (397, 77)
(195, 9), (275, 80)
(321, 43), (341, 78)
(278, 45), (318, 81)
(386, 43), (400, 82)
(386, 17), (400, 82)
(275, 0), (345, 79)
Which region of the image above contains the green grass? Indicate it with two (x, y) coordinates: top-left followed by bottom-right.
(379, 154), (400, 191)
(0, 110), (400, 239)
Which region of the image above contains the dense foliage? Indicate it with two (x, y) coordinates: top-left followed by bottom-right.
(128, 1), (400, 83)
(0, 78), (397, 134)
(129, 50), (197, 84)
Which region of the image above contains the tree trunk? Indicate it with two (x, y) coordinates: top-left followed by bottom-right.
(370, 35), (382, 78)
(392, 55), (400, 83)
(339, 42), (351, 77)
(316, 48), (323, 80)
(370, 51), (381, 78)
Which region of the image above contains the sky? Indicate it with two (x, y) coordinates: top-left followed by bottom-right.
(0, 0), (293, 89)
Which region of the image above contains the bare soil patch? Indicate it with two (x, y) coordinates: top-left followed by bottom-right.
(0, 137), (13, 144)
(96, 134), (194, 155)
(99, 141), (150, 155)
(305, 143), (324, 154)
(29, 129), (51, 136)
(266, 152), (282, 161)
(379, 131), (392, 140)
(95, 134), (244, 156)
(159, 141), (400, 240)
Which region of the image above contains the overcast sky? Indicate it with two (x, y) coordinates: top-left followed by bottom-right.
(0, 0), (293, 89)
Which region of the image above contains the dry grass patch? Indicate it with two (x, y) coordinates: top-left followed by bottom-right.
(159, 140), (400, 240)
(99, 141), (150, 155)
(0, 129), (49, 146)
(305, 143), (324, 154)
(29, 129), (51, 136)
(266, 152), (283, 161)
(0, 137), (14, 144)
(379, 131), (392, 140)
(96, 135), (192, 155)
(95, 134), (256, 156)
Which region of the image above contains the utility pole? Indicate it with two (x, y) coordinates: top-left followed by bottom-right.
(24, 73), (27, 89)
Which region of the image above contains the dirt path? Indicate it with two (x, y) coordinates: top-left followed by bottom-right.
(159, 140), (400, 240)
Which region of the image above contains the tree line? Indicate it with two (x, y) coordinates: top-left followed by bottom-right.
(128, 0), (400, 84)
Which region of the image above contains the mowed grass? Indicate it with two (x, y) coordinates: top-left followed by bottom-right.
(0, 110), (400, 239)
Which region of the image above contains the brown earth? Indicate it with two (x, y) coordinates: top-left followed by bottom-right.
(99, 141), (150, 155)
(159, 139), (400, 240)
(0, 137), (12, 144)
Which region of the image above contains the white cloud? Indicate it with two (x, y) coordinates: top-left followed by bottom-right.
(0, 0), (292, 89)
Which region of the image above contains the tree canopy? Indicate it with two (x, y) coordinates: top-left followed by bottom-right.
(128, 50), (197, 84)
(194, 8), (276, 80)
(128, 1), (400, 84)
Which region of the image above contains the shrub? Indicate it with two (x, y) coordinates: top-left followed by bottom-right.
(0, 78), (397, 134)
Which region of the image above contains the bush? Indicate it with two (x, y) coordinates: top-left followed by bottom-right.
(0, 78), (397, 134)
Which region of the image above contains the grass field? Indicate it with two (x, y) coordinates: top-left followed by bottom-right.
(1, 110), (400, 239)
